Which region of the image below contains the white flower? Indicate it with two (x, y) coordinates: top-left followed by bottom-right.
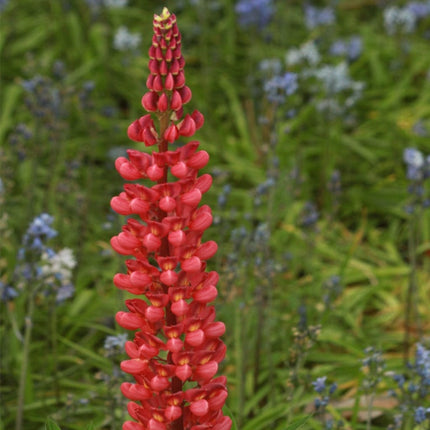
(384, 6), (416, 35)
(286, 41), (320, 66)
(114, 26), (141, 51)
(41, 248), (76, 282)
(404, 148), (424, 168)
(104, 0), (127, 7)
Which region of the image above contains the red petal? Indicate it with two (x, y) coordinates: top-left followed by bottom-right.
(175, 364), (192, 381)
(191, 110), (204, 129)
(187, 151), (209, 169)
(185, 328), (205, 346)
(111, 196), (131, 215)
(190, 399), (209, 417)
(116, 311), (145, 330)
(142, 92), (158, 112)
(120, 358), (147, 374)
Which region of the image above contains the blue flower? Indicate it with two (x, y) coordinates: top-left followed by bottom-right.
(304, 4), (335, 29)
(264, 72), (298, 104)
(312, 376), (327, 393)
(330, 36), (363, 62)
(406, 1), (430, 19)
(414, 406), (429, 424)
(0, 281), (18, 302)
(404, 148), (424, 168)
(235, 0), (274, 29)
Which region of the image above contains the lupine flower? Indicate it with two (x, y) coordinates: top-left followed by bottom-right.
(114, 26), (142, 51)
(110, 8), (231, 430)
(304, 4), (335, 29)
(235, 0), (274, 29)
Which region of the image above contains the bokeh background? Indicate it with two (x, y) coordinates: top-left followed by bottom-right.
(1, 0), (430, 429)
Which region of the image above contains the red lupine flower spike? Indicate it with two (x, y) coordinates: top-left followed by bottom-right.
(110, 7), (231, 430)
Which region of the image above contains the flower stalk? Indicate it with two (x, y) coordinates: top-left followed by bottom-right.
(110, 8), (231, 430)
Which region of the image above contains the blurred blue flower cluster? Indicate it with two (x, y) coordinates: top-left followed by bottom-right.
(329, 36), (362, 62)
(263, 72), (298, 105)
(20, 213), (57, 259)
(304, 4), (335, 29)
(390, 343), (430, 427)
(235, 0), (274, 29)
(403, 148), (430, 212)
(8, 214), (77, 305)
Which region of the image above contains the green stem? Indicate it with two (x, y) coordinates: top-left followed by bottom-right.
(156, 110), (183, 430)
(366, 392), (374, 430)
(15, 292), (35, 430)
(50, 303), (60, 404)
(404, 211), (419, 364)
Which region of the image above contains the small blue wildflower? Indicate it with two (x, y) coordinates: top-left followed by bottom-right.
(235, 0), (274, 29)
(413, 120), (428, 137)
(52, 60), (66, 80)
(312, 376), (327, 393)
(23, 213), (57, 251)
(104, 333), (128, 351)
(327, 170), (342, 195)
(217, 184), (232, 208)
(300, 201), (319, 228)
(404, 148), (424, 168)
(0, 281), (18, 302)
(329, 383), (337, 395)
(264, 72), (298, 104)
(56, 284), (75, 304)
(393, 373), (406, 388)
(414, 406), (429, 424)
(304, 4), (335, 29)
(330, 36), (362, 62)
(406, 1), (430, 19)
(0, 0), (9, 12)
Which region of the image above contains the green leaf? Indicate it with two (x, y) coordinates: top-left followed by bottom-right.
(45, 418), (61, 430)
(285, 416), (312, 430)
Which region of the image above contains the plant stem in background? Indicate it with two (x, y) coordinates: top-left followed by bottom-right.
(15, 292), (35, 430)
(404, 209), (421, 364)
